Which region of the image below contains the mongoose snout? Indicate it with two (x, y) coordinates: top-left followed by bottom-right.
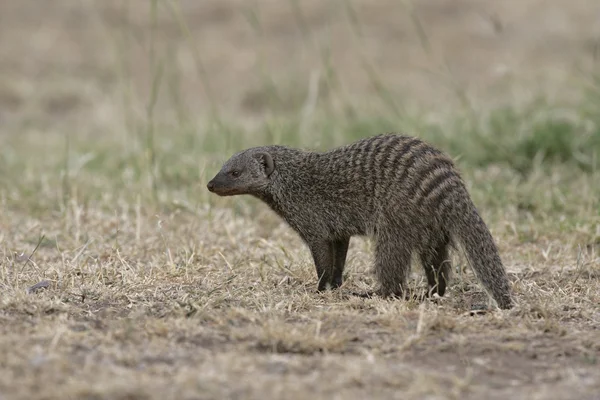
(207, 134), (514, 309)
(206, 179), (237, 196)
(206, 177), (246, 196)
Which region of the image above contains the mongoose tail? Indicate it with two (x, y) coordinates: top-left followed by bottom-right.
(450, 200), (514, 309)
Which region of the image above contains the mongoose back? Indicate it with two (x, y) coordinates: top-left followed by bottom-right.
(207, 133), (513, 309)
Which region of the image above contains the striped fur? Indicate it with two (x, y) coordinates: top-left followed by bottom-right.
(207, 133), (513, 309)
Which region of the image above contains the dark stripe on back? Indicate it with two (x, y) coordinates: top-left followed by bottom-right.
(389, 137), (422, 173)
(367, 137), (386, 195)
(375, 136), (399, 190)
(358, 137), (377, 207)
(415, 170), (457, 208)
(418, 156), (455, 177)
(382, 135), (404, 181)
(412, 155), (456, 203)
(395, 143), (433, 186)
(433, 183), (466, 218)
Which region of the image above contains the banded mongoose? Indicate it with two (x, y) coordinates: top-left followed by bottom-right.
(207, 133), (514, 309)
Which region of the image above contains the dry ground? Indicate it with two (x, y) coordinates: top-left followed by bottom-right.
(0, 166), (599, 400)
(1, 1), (600, 400)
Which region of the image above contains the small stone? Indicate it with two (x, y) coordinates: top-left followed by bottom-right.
(27, 280), (51, 294)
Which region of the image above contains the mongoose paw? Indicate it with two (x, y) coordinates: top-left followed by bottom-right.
(331, 276), (343, 289)
(496, 296), (514, 310)
(316, 279), (343, 292)
(316, 281), (329, 292)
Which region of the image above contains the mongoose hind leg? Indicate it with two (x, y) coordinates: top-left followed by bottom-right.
(420, 238), (451, 297)
(373, 232), (412, 298)
(331, 238), (350, 288)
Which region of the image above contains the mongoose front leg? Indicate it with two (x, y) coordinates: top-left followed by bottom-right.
(331, 238), (350, 289)
(420, 239), (451, 297)
(307, 239), (335, 291)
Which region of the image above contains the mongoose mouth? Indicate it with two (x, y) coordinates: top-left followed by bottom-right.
(206, 180), (243, 196)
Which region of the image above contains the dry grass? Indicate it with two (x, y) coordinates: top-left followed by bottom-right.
(1, 1), (600, 399)
(1, 143), (598, 399)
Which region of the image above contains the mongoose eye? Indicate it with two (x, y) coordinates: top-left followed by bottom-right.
(229, 170), (241, 177)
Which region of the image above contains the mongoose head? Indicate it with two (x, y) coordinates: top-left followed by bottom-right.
(207, 149), (275, 196)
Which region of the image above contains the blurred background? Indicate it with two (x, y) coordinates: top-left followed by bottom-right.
(2, 0), (599, 131)
(1, 0), (599, 208)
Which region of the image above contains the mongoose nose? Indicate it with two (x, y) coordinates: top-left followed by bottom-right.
(207, 180), (215, 192)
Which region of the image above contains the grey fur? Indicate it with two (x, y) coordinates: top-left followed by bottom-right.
(207, 133), (513, 309)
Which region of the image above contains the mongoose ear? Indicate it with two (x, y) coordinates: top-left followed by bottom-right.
(256, 152), (274, 176)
